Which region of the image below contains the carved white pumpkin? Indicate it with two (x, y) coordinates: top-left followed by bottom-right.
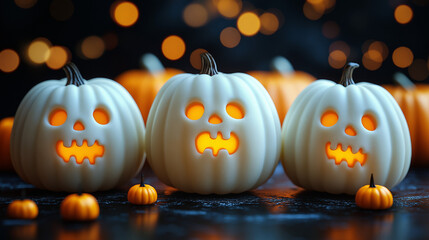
(11, 63), (145, 192)
(281, 63), (411, 194)
(146, 53), (281, 194)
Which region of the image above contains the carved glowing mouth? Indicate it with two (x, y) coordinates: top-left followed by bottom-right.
(56, 140), (104, 165)
(325, 142), (367, 167)
(196, 132), (239, 156)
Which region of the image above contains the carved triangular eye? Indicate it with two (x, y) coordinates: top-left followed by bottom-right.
(186, 102), (204, 120)
(93, 108), (110, 125)
(226, 103), (244, 119)
(49, 109), (67, 126)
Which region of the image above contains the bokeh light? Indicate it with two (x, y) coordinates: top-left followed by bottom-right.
(303, 1), (325, 20)
(0, 49), (20, 73)
(216, 0), (242, 18)
(14, 0), (37, 9)
(368, 41), (389, 61)
(81, 36), (105, 59)
(27, 38), (51, 64)
(237, 12), (261, 37)
(162, 35), (186, 60)
(102, 32), (119, 51)
(183, 3), (208, 28)
(50, 0), (74, 21)
(392, 46), (414, 68)
(322, 21), (340, 39)
(329, 41), (350, 57)
(362, 50), (382, 71)
(408, 59), (429, 81)
(190, 48), (208, 70)
(394, 5), (413, 24)
(112, 1), (139, 27)
(259, 12), (279, 35)
(220, 27), (241, 48)
(46, 46), (70, 70)
(328, 50), (347, 69)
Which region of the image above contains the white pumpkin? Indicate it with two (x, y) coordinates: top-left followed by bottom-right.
(281, 63), (411, 194)
(146, 53), (281, 194)
(11, 63), (145, 192)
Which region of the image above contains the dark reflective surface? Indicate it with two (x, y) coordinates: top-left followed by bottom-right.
(1, 165), (429, 239)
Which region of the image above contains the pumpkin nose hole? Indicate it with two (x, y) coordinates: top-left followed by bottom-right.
(345, 125), (356, 136)
(208, 114), (222, 124)
(73, 121), (85, 131)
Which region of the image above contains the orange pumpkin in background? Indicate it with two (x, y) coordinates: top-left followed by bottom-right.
(383, 72), (429, 166)
(0, 117), (14, 171)
(248, 56), (315, 125)
(116, 53), (183, 123)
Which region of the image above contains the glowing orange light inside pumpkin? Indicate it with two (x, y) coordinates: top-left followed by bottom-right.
(326, 142), (367, 167)
(56, 140), (104, 165)
(345, 126), (357, 136)
(226, 103), (245, 119)
(362, 114), (377, 131)
(321, 111), (338, 127)
(73, 121), (85, 131)
(93, 109), (110, 125)
(208, 114), (223, 124)
(186, 103), (204, 120)
(49, 109), (67, 126)
(196, 132), (239, 156)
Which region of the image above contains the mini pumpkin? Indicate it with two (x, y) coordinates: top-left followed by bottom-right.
(0, 117), (14, 171)
(383, 73), (429, 166)
(248, 56), (315, 124)
(7, 199), (38, 219)
(128, 172), (158, 205)
(355, 174), (393, 210)
(146, 53), (281, 194)
(281, 63), (411, 194)
(60, 193), (99, 221)
(11, 63), (145, 192)
(116, 53), (183, 123)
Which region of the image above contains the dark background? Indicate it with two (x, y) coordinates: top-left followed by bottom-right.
(1, 0), (428, 119)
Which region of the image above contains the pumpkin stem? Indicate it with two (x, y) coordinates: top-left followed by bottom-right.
(339, 62), (359, 87)
(141, 53), (165, 74)
(271, 56), (294, 75)
(63, 62), (85, 87)
(370, 174), (376, 188)
(200, 52), (219, 76)
(140, 171), (145, 187)
(393, 72), (416, 90)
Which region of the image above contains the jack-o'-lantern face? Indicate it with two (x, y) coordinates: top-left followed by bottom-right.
(185, 102), (244, 156)
(321, 110), (377, 167)
(50, 108), (109, 165)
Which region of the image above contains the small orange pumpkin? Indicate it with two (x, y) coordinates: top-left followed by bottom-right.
(60, 193), (99, 221)
(248, 56), (315, 124)
(116, 53), (182, 123)
(7, 199), (38, 219)
(127, 173), (157, 205)
(355, 174), (393, 210)
(0, 117), (14, 171)
(383, 72), (429, 166)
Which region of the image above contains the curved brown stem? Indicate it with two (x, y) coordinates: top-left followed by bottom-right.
(339, 62), (359, 87)
(200, 52), (219, 76)
(63, 62), (85, 87)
